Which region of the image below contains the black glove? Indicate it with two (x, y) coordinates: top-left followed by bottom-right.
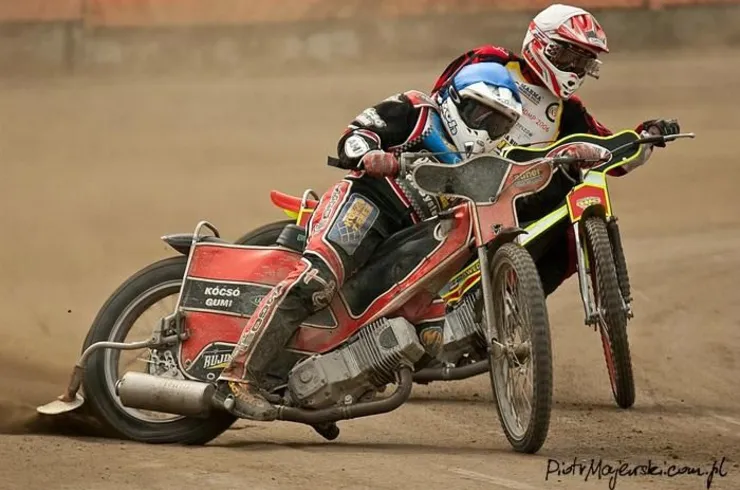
(641, 118), (680, 147)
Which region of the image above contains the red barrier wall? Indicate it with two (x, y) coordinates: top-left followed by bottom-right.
(1, 0), (738, 24)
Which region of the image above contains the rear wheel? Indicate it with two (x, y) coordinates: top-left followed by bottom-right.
(234, 219), (294, 246)
(82, 257), (237, 444)
(81, 221), (289, 443)
(487, 243), (553, 454)
(583, 216), (635, 409)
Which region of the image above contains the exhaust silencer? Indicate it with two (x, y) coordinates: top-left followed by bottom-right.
(116, 372), (215, 418)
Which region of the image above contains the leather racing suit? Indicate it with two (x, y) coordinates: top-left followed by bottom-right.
(217, 90), (463, 391)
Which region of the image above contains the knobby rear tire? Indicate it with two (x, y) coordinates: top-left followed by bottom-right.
(583, 217), (635, 409)
(488, 243), (553, 454)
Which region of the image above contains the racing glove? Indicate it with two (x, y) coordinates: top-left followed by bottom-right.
(360, 150), (400, 178)
(562, 142), (611, 170)
(640, 119), (680, 147)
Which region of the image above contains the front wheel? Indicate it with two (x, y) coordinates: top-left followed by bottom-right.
(487, 243), (553, 454)
(583, 216), (635, 409)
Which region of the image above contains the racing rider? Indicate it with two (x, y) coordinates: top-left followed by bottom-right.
(431, 3), (681, 295)
(214, 62), (525, 421)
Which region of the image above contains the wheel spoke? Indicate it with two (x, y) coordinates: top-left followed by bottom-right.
(104, 282), (185, 423)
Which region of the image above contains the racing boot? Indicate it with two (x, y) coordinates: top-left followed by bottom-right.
(214, 259), (338, 421)
(213, 380), (278, 422)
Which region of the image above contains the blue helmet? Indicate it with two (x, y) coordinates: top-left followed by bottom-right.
(438, 62), (523, 154)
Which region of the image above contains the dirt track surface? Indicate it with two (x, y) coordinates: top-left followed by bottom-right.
(1, 50), (739, 490)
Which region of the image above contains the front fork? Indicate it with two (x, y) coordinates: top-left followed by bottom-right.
(572, 217), (633, 329)
(477, 246), (499, 348)
(573, 220), (598, 327)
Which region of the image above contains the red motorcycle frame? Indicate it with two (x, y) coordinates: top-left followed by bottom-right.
(173, 155), (556, 375)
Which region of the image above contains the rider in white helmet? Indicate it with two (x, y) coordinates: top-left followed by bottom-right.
(214, 63), (524, 426)
(432, 3), (680, 295)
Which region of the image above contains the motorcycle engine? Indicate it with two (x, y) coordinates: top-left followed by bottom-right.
(438, 292), (486, 364)
(286, 317), (425, 409)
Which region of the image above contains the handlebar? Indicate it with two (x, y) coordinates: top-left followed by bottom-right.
(399, 131), (695, 175)
(544, 132), (696, 169)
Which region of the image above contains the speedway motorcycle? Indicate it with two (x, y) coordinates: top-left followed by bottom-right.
(36, 147), (605, 455)
(236, 129), (695, 410)
(432, 130), (695, 409)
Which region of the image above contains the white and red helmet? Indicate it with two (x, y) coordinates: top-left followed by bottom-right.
(522, 4), (609, 99)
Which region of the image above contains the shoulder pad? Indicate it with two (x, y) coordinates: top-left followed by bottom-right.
(403, 90), (438, 109)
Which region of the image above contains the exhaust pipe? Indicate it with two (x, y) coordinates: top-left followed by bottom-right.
(116, 368), (415, 425)
(116, 372), (215, 418)
(277, 368), (414, 425)
(412, 359), (489, 383)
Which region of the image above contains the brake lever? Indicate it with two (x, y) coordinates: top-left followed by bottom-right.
(664, 132), (696, 142)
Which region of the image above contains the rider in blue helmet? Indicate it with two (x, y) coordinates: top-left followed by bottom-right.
(436, 62), (523, 156)
(213, 62), (524, 425)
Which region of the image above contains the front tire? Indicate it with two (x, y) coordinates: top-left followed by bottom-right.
(488, 243), (553, 454)
(583, 216), (635, 409)
(81, 221), (290, 444)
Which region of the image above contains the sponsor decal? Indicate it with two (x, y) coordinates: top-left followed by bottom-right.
(522, 106), (552, 132)
(576, 196), (602, 209)
(355, 107), (386, 128)
(203, 352), (232, 370)
(441, 103), (458, 135)
(344, 135), (370, 159)
(204, 297), (233, 308)
(185, 342), (238, 380)
(327, 194), (380, 255)
(516, 82), (543, 105)
(180, 279), (270, 315)
(546, 102), (559, 123)
(440, 260), (481, 299)
(204, 286), (241, 297)
(514, 166), (545, 188)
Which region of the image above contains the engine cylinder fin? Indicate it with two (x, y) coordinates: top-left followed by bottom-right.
(287, 317), (425, 409)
